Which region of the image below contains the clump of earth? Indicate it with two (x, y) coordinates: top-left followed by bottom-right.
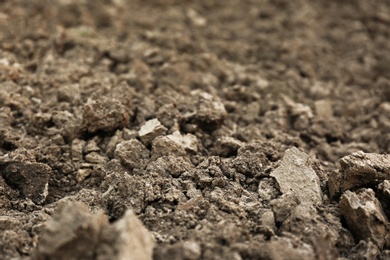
(0, 0), (390, 259)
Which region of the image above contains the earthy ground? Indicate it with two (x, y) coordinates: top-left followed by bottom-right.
(0, 0), (390, 259)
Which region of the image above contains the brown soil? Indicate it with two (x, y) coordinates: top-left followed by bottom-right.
(0, 0), (389, 259)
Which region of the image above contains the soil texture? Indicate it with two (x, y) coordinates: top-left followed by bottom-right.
(0, 0), (390, 259)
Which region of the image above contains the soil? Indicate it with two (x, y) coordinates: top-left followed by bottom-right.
(0, 0), (390, 259)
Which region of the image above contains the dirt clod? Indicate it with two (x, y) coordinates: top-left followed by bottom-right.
(340, 189), (389, 249)
(329, 151), (390, 199)
(114, 139), (150, 171)
(82, 98), (130, 134)
(36, 202), (154, 260)
(1, 161), (51, 204)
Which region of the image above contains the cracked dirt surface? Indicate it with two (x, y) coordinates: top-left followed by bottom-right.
(0, 0), (390, 259)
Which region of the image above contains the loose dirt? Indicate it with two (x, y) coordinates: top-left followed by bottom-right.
(0, 0), (389, 259)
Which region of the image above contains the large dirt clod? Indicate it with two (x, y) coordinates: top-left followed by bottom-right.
(329, 151), (390, 199)
(1, 161), (51, 204)
(339, 189), (389, 249)
(35, 202), (154, 260)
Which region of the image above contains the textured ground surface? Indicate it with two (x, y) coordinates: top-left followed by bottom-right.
(0, 0), (390, 259)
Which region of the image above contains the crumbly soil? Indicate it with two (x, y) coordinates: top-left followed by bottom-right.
(0, 0), (390, 259)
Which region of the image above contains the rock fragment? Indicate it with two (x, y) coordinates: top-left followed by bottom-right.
(328, 151), (390, 199)
(138, 118), (167, 145)
(270, 147), (322, 205)
(339, 189), (389, 248)
(0, 161), (51, 204)
(82, 98), (130, 133)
